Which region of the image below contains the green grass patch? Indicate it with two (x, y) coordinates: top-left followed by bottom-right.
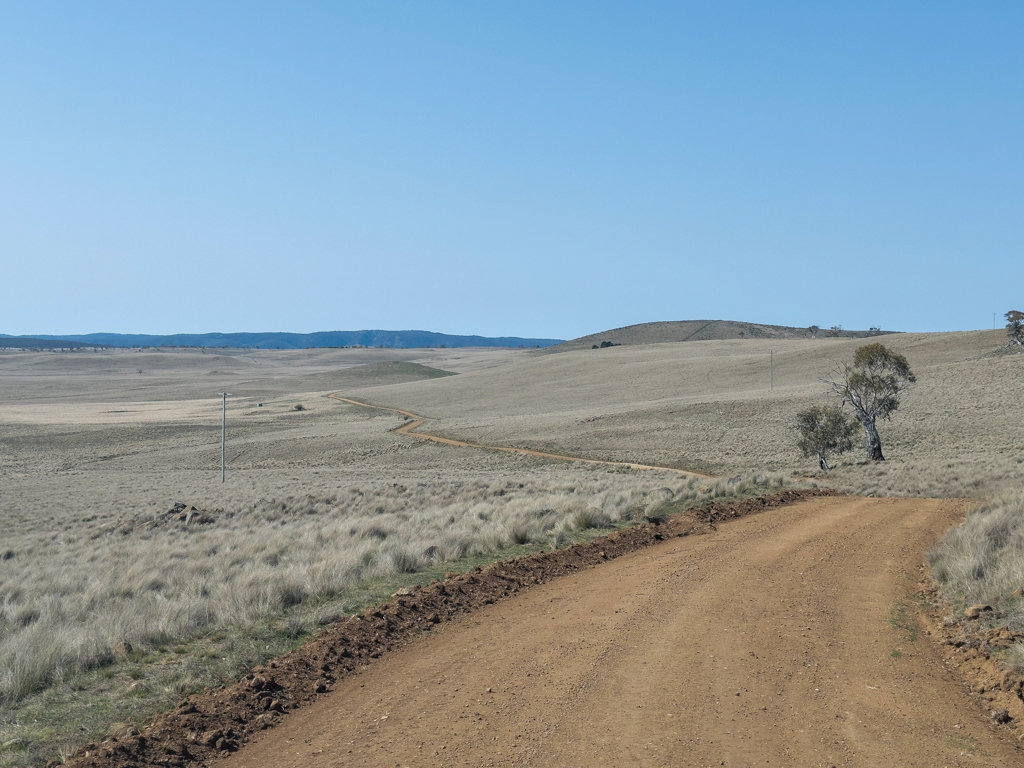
(888, 602), (919, 642)
(944, 732), (977, 754)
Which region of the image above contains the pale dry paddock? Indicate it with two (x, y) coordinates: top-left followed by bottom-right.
(350, 329), (1024, 496)
(0, 333), (1018, 765)
(0, 347), (778, 716)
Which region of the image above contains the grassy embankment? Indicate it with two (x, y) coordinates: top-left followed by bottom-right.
(927, 488), (1024, 660)
(0, 421), (786, 768)
(918, 340), (1024, 669)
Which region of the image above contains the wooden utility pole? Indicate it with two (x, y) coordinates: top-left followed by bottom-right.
(217, 392), (231, 482)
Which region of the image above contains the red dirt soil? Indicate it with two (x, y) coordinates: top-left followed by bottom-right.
(65, 491), (1024, 767)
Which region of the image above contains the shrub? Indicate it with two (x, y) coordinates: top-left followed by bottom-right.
(569, 507), (613, 531)
(793, 405), (858, 471)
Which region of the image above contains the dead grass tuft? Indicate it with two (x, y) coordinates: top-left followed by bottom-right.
(927, 488), (1024, 634)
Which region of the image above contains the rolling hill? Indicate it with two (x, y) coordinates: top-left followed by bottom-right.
(549, 320), (894, 352)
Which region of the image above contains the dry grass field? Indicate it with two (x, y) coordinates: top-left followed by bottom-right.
(0, 345), (779, 767)
(353, 329), (1024, 496)
(0, 330), (1020, 766)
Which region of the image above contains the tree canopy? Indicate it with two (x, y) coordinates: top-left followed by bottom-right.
(827, 343), (915, 461)
(793, 404), (858, 471)
(1007, 310), (1024, 346)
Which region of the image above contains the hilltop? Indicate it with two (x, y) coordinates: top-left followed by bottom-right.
(548, 320), (894, 352)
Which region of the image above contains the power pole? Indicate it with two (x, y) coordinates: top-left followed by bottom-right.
(770, 350), (774, 391)
(217, 392), (231, 482)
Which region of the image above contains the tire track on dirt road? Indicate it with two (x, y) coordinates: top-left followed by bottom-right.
(327, 392), (713, 478)
(219, 495), (1023, 768)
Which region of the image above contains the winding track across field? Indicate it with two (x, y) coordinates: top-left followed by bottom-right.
(221, 495), (1022, 767)
(328, 392), (713, 478)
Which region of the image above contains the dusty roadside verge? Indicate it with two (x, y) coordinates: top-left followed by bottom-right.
(63, 488), (836, 768)
(208, 495), (1024, 767)
(916, 581), (1024, 734)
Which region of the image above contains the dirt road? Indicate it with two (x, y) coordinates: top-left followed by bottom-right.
(328, 393), (713, 477)
(219, 496), (1021, 767)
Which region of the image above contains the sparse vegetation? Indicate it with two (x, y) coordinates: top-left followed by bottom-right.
(355, 332), (1021, 495)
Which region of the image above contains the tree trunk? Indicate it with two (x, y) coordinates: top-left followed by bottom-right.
(855, 413), (885, 461)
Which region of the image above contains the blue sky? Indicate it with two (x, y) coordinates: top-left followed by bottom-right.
(1, 2), (1020, 339)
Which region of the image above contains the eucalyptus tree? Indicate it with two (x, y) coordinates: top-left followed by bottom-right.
(793, 404), (858, 471)
(827, 343), (915, 462)
(1006, 310), (1024, 346)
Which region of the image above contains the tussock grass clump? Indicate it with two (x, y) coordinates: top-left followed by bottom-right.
(568, 507), (613, 531)
(822, 456), (1024, 500)
(927, 488), (1024, 632)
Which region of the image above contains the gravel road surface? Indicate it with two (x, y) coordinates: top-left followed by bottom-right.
(219, 496), (1020, 767)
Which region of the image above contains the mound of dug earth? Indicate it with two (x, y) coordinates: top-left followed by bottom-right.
(919, 583), (1024, 729)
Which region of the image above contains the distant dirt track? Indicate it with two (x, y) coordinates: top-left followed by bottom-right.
(219, 495), (1022, 767)
(328, 392), (713, 478)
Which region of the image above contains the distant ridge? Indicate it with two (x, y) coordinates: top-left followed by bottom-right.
(0, 336), (102, 350)
(0, 330), (564, 350)
(549, 320), (897, 352)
